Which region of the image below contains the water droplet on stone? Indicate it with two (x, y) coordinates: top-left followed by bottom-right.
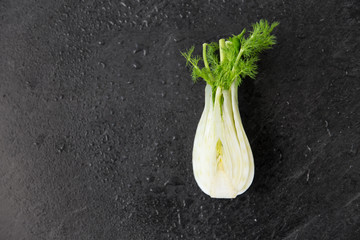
(173, 37), (185, 43)
(133, 43), (143, 54)
(132, 61), (142, 69)
(57, 143), (65, 153)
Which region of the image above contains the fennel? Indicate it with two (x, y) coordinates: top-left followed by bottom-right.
(182, 20), (279, 198)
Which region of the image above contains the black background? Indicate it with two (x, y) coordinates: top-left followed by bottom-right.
(1, 0), (360, 239)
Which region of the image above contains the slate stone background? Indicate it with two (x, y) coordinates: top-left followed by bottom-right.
(1, 0), (360, 239)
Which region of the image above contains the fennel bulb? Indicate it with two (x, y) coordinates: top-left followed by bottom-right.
(193, 83), (254, 198)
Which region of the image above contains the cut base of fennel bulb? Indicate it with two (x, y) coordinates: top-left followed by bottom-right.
(193, 82), (254, 198)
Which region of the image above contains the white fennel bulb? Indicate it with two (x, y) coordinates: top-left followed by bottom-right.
(193, 83), (254, 198)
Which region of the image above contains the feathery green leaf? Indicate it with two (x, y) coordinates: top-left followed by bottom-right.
(181, 19), (279, 92)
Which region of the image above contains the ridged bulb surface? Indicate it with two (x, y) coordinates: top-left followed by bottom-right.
(193, 82), (254, 198)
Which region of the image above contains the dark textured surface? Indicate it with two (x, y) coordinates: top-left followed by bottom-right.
(1, 0), (360, 239)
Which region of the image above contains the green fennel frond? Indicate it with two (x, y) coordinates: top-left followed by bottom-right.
(181, 46), (210, 83)
(181, 19), (279, 91)
(206, 42), (220, 71)
(240, 20), (279, 58)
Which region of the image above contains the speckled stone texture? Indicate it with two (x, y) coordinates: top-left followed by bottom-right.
(0, 0), (359, 239)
